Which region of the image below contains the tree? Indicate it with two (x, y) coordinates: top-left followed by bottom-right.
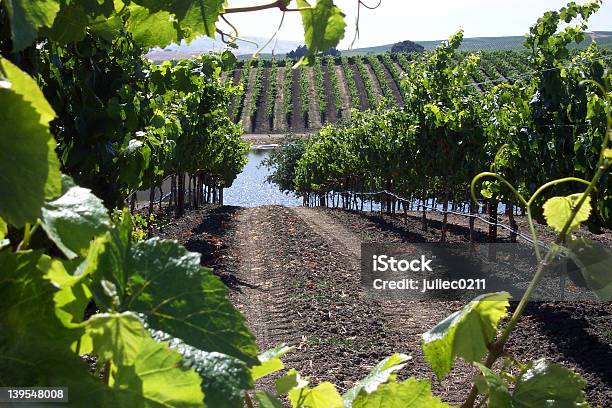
(391, 40), (425, 53)
(287, 45), (341, 59)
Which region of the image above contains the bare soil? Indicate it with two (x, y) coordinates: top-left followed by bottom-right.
(154, 205), (612, 407)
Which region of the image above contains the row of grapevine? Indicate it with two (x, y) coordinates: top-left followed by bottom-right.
(284, 59), (294, 124)
(299, 65), (310, 127)
(367, 55), (396, 102)
(248, 60), (264, 131)
(326, 57), (344, 117)
(267, 59), (279, 129)
(354, 56), (379, 108)
(381, 53), (406, 103)
(273, 17), (610, 230)
(341, 56), (361, 110)
(234, 61), (252, 123)
(230, 50), (543, 133)
(313, 58), (327, 122)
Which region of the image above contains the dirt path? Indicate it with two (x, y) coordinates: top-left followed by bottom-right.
(155, 205), (611, 406)
(226, 206), (472, 402)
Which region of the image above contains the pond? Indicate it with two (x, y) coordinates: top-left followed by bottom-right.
(223, 149), (302, 207)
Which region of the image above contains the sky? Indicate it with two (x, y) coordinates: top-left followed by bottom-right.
(222, 0), (612, 49)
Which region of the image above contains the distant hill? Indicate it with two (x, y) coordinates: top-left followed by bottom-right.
(147, 32), (612, 61)
(146, 35), (300, 62)
(342, 31), (612, 56)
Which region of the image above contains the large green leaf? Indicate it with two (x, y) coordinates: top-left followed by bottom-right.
(176, 0), (225, 41)
(352, 378), (449, 408)
(1, 0), (60, 51)
(512, 359), (587, 407)
(543, 194), (592, 233)
(422, 292), (511, 380)
(276, 369), (309, 396)
(566, 238), (612, 300)
(0, 58), (61, 227)
(0, 57), (55, 125)
(289, 382), (344, 408)
(343, 353), (410, 406)
(152, 329), (253, 408)
(86, 228), (258, 365)
(127, 5), (178, 49)
(42, 3), (89, 44)
(251, 344), (294, 381)
(41, 181), (111, 259)
(297, 0), (346, 65)
(39, 255), (92, 327)
(0, 251), (110, 405)
(84, 312), (205, 407)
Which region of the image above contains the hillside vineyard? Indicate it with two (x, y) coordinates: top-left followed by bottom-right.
(226, 49), (612, 133)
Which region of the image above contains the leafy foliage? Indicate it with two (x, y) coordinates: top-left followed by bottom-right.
(422, 292), (511, 380)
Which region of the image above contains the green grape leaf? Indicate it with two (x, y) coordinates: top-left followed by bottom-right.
(343, 353), (411, 405)
(289, 382), (343, 408)
(42, 3), (89, 44)
(512, 359), (587, 407)
(177, 0), (225, 41)
(276, 369), (309, 396)
(422, 292), (511, 380)
(0, 251), (111, 405)
(39, 255), (92, 327)
(87, 231), (258, 365)
(85, 312), (150, 366)
(474, 363), (512, 408)
(542, 193), (591, 233)
(84, 312), (205, 407)
(127, 5), (178, 49)
(0, 57), (55, 125)
(251, 344), (294, 381)
(1, 0), (60, 51)
(352, 378), (449, 408)
(0, 58), (61, 227)
(255, 391), (285, 408)
(41, 181), (111, 259)
(566, 238), (612, 300)
(297, 0), (346, 65)
(152, 331), (253, 408)
(185, 351), (251, 408)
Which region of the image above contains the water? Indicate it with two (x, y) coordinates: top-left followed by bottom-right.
(224, 149), (303, 207)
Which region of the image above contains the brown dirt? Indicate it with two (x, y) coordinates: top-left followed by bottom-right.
(380, 59), (404, 105)
(306, 67), (322, 129)
(291, 68), (304, 131)
(350, 64), (370, 111)
(323, 64), (338, 124)
(363, 62), (383, 99)
(153, 205), (612, 407)
(334, 65), (352, 120)
(253, 67), (271, 133)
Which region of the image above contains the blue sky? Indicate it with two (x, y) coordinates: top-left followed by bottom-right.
(223, 0), (612, 49)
